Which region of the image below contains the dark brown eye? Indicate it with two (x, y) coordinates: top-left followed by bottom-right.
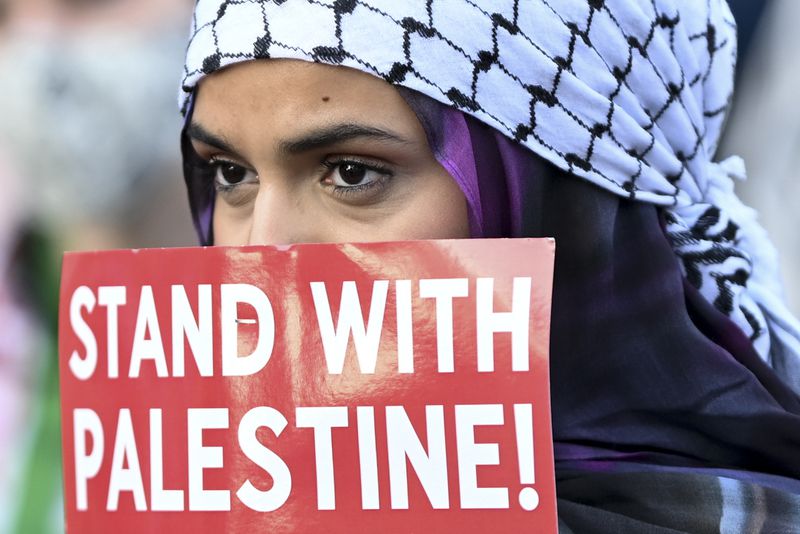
(210, 159), (256, 191)
(325, 159), (392, 194)
(219, 162), (247, 185)
(339, 162), (367, 185)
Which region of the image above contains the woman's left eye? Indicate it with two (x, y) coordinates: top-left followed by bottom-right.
(324, 160), (392, 191)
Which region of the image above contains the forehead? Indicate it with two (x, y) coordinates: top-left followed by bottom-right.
(193, 59), (424, 141)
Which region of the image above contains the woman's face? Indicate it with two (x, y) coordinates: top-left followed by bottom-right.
(190, 60), (469, 246)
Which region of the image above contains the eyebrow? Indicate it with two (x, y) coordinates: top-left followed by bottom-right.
(187, 121), (412, 158)
(186, 122), (240, 157)
(278, 123), (412, 155)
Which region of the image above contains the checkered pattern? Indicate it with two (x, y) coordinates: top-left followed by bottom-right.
(179, 0), (800, 365)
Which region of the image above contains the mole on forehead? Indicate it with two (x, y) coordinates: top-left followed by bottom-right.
(322, 96), (330, 102)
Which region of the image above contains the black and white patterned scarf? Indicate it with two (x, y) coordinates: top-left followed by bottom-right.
(179, 0), (800, 371)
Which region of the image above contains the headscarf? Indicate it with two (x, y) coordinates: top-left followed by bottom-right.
(178, 0), (800, 379)
(411, 100), (800, 530)
(399, 93), (800, 480)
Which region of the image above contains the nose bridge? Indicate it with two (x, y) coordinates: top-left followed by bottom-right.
(247, 181), (294, 246)
(247, 180), (312, 246)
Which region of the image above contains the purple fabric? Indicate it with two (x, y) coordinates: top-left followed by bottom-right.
(437, 111), (525, 237)
(181, 98), (215, 246)
(399, 92), (800, 496)
(399, 87), (525, 238)
(400, 88), (542, 239)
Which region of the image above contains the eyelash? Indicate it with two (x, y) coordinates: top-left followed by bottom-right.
(208, 156), (255, 194)
(321, 157), (394, 197)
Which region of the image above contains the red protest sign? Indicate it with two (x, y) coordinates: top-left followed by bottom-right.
(58, 238), (557, 533)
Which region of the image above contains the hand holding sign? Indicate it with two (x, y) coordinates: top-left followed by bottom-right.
(59, 239), (557, 533)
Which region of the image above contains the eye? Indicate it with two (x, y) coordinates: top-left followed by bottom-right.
(324, 160), (391, 189)
(210, 158), (257, 190)
(335, 162), (371, 186)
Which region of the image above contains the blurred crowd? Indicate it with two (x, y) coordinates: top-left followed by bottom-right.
(0, 0), (193, 532)
(0, 0), (796, 533)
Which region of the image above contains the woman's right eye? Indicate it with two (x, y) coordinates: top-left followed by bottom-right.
(210, 158), (257, 190)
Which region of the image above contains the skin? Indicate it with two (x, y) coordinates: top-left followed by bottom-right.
(189, 59), (470, 246)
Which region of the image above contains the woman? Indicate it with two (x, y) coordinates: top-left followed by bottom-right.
(179, 0), (800, 531)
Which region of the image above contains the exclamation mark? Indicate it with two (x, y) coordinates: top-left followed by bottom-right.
(514, 404), (539, 511)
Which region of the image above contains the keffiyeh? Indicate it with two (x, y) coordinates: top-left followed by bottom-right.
(179, 0), (800, 375)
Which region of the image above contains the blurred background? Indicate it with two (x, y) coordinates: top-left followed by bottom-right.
(0, 0), (796, 532)
(0, 0), (193, 532)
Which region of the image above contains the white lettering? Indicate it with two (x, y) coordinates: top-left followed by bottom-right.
(357, 406), (379, 510)
(129, 286), (168, 378)
(73, 408), (104, 510)
(98, 286), (126, 379)
(476, 277), (531, 372)
(107, 409), (146, 511)
(395, 280), (414, 373)
(221, 284), (275, 376)
(311, 281), (388, 374)
(171, 284), (213, 377)
(296, 406), (349, 510)
(187, 408), (230, 511)
(455, 404), (508, 509)
(149, 409), (184, 511)
(236, 407), (292, 512)
(419, 278), (469, 373)
(386, 405), (448, 509)
(69, 286), (97, 380)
